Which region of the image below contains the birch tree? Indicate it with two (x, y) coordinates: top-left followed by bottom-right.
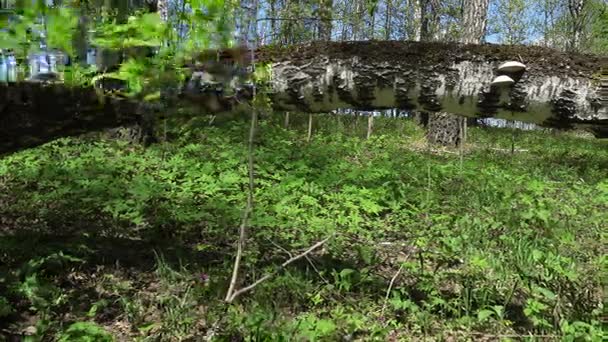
(426, 0), (489, 146)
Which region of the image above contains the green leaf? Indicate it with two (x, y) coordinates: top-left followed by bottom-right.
(195, 243), (212, 252)
(0, 296), (13, 318)
(58, 322), (113, 342)
(339, 268), (355, 278)
(138, 322), (160, 333)
(531, 249), (543, 262)
(357, 245), (374, 265)
(477, 309), (494, 322)
(536, 286), (556, 300)
(315, 319), (336, 335)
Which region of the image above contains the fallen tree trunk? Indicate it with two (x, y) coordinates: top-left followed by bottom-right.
(254, 41), (607, 135)
(1, 41), (606, 155)
(0, 83), (141, 155)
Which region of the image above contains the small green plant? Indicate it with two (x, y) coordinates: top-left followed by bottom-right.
(294, 314), (338, 341)
(14, 252), (83, 314)
(87, 299), (110, 318)
(0, 296), (13, 318)
(58, 322), (113, 342)
(476, 305), (505, 323)
(560, 319), (604, 341)
(332, 268), (357, 292)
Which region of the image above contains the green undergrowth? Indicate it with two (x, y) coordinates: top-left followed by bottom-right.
(0, 114), (606, 341)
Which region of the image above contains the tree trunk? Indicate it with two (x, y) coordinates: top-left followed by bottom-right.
(567, 0), (587, 52)
(1, 41), (607, 155)
(384, 0), (392, 40)
(318, 0), (333, 41)
(460, 0), (489, 44)
(412, 0), (437, 134)
(352, 0), (363, 40)
(426, 0), (489, 146)
(427, 112), (462, 146)
(102, 0), (157, 145)
(269, 0), (277, 43)
(230, 40), (607, 135)
(414, 111), (429, 128)
(410, 0), (422, 41)
(72, 8), (89, 66)
(157, 0), (169, 22)
(420, 0), (439, 41)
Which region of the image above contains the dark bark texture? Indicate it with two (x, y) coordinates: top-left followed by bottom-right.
(427, 113), (463, 146)
(0, 83), (141, 155)
(1, 41), (607, 155)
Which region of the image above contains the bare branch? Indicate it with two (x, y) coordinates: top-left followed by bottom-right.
(224, 107), (257, 301)
(226, 235), (333, 303)
(380, 263), (404, 317)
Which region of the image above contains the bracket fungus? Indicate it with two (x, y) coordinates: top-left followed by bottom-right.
(498, 61), (527, 74)
(490, 75), (515, 87)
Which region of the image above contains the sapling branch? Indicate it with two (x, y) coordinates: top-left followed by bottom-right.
(224, 108), (258, 302)
(381, 263), (404, 317)
(307, 113), (313, 142)
(224, 41), (260, 303)
(226, 235), (333, 303)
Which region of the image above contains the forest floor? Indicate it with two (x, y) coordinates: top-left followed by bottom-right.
(0, 114), (606, 341)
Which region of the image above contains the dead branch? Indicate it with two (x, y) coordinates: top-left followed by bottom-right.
(380, 263), (404, 317)
(226, 235), (333, 303)
(224, 108), (258, 302)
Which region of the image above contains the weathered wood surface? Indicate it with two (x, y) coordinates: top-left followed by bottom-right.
(1, 41), (607, 155)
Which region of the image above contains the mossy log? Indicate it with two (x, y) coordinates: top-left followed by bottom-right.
(1, 41), (607, 155)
